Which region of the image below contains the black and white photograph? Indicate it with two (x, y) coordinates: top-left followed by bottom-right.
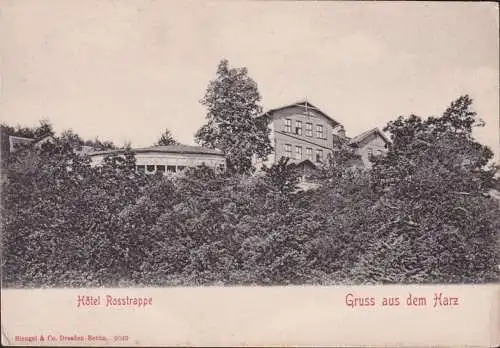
(1, 1), (499, 290)
(1, 2), (500, 346)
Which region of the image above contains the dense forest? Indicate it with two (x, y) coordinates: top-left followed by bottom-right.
(1, 94), (499, 287)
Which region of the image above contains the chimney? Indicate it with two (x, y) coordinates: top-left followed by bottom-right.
(338, 126), (346, 138)
(333, 125), (346, 138)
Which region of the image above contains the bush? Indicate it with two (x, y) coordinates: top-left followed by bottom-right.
(1, 96), (499, 287)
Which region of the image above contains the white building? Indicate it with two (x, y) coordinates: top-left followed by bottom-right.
(88, 145), (226, 175)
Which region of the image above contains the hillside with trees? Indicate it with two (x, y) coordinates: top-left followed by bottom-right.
(1, 93), (498, 287)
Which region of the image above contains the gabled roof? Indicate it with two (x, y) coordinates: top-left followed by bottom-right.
(89, 144), (225, 157)
(290, 159), (317, 170)
(33, 134), (56, 144)
(348, 128), (391, 147)
(8, 134), (57, 153)
(260, 100), (341, 126)
(9, 135), (34, 152)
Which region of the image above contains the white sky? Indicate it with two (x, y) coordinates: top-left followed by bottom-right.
(1, 1), (498, 159)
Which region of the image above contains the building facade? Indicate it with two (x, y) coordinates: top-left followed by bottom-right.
(348, 128), (390, 168)
(254, 100), (344, 169)
(89, 145), (226, 175)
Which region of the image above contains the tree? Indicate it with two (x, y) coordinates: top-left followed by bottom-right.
(195, 59), (272, 174)
(155, 128), (179, 146)
(33, 119), (55, 139)
(2, 119), (55, 139)
(83, 137), (116, 151)
(1, 133), (152, 287)
(60, 129), (84, 150)
(313, 138), (364, 183)
(352, 95), (500, 283)
(262, 157), (300, 194)
(3, 96), (497, 287)
(1, 135), (94, 286)
(1, 120), (55, 168)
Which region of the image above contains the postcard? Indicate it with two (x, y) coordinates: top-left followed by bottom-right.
(1, 1), (499, 347)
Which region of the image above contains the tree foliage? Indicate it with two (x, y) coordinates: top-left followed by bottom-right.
(83, 137), (117, 151)
(1, 119), (55, 139)
(356, 95), (499, 283)
(60, 129), (85, 150)
(155, 128), (179, 146)
(195, 59), (272, 174)
(262, 157), (301, 195)
(1, 120), (56, 167)
(1, 95), (498, 287)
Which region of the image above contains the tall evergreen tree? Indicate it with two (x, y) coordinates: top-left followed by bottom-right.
(155, 128), (179, 146)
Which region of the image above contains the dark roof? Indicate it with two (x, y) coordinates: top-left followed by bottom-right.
(89, 144), (225, 157)
(348, 128), (391, 147)
(260, 100), (341, 126)
(290, 159), (317, 169)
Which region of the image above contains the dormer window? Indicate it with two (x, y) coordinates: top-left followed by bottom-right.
(295, 120), (302, 135)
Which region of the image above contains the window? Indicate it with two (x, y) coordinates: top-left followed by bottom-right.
(284, 144), (292, 158)
(167, 165), (176, 172)
(146, 165), (155, 173)
(218, 163), (225, 172)
(295, 146), (302, 160)
(295, 120), (302, 135)
(136, 165), (145, 172)
(305, 122), (313, 137)
(177, 165), (186, 172)
(285, 119), (292, 133)
(316, 124), (324, 139)
(156, 165), (165, 173)
(316, 149), (323, 162)
(367, 148), (373, 156)
(306, 148), (313, 161)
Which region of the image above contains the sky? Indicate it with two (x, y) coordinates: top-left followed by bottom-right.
(1, 1), (499, 159)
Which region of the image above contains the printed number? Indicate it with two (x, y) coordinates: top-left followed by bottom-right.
(114, 336), (129, 341)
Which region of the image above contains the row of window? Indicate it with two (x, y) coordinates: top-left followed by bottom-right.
(367, 148), (384, 156)
(136, 164), (186, 173)
(136, 163), (225, 174)
(284, 144), (323, 162)
(284, 119), (324, 139)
